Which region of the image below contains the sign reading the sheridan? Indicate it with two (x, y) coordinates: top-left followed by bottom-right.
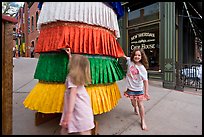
(130, 32), (156, 50)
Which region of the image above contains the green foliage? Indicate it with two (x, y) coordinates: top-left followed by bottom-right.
(2, 2), (21, 17)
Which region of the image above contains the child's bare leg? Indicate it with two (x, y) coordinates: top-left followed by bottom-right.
(80, 130), (92, 135)
(135, 100), (140, 115)
(131, 98), (135, 107)
(138, 100), (147, 130)
(131, 99), (139, 115)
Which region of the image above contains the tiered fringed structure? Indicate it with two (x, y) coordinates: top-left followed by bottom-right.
(37, 2), (120, 38)
(23, 2), (125, 115)
(23, 82), (121, 114)
(34, 53), (125, 84)
(35, 21), (124, 57)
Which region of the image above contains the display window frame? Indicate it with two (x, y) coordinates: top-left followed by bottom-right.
(126, 2), (161, 72)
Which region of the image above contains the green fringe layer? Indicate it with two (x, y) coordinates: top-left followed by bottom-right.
(34, 53), (125, 84)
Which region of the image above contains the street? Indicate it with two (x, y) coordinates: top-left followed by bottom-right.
(12, 57), (202, 135)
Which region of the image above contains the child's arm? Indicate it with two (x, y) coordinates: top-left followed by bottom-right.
(65, 48), (72, 59)
(143, 80), (150, 100)
(61, 87), (77, 128)
(140, 66), (150, 100)
(66, 87), (77, 120)
(121, 55), (128, 59)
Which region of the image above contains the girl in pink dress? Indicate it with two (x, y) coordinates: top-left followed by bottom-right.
(123, 48), (150, 130)
(59, 48), (95, 135)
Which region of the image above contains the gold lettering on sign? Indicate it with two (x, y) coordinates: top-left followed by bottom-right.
(141, 44), (155, 49)
(130, 32), (156, 50)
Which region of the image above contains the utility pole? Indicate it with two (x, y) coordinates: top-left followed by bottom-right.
(2, 14), (18, 135)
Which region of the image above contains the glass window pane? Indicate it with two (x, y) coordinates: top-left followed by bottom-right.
(128, 3), (160, 26)
(128, 23), (160, 71)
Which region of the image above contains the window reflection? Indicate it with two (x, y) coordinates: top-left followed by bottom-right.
(128, 3), (160, 26)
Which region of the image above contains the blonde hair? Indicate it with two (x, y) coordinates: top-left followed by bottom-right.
(68, 54), (91, 86)
(130, 48), (149, 69)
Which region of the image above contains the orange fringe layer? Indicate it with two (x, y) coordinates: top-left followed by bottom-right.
(35, 21), (124, 58)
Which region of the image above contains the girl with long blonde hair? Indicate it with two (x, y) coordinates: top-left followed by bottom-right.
(59, 48), (95, 135)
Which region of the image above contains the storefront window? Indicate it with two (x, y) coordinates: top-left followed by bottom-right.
(128, 23), (160, 71)
(128, 3), (160, 26)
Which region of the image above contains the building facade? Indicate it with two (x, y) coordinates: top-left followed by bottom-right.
(15, 2), (40, 57)
(119, 2), (202, 89)
(27, 2), (40, 58)
(15, 2), (202, 90)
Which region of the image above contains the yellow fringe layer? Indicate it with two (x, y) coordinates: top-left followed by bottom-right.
(23, 82), (121, 115)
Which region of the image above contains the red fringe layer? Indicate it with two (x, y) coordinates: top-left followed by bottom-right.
(35, 21), (124, 58)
